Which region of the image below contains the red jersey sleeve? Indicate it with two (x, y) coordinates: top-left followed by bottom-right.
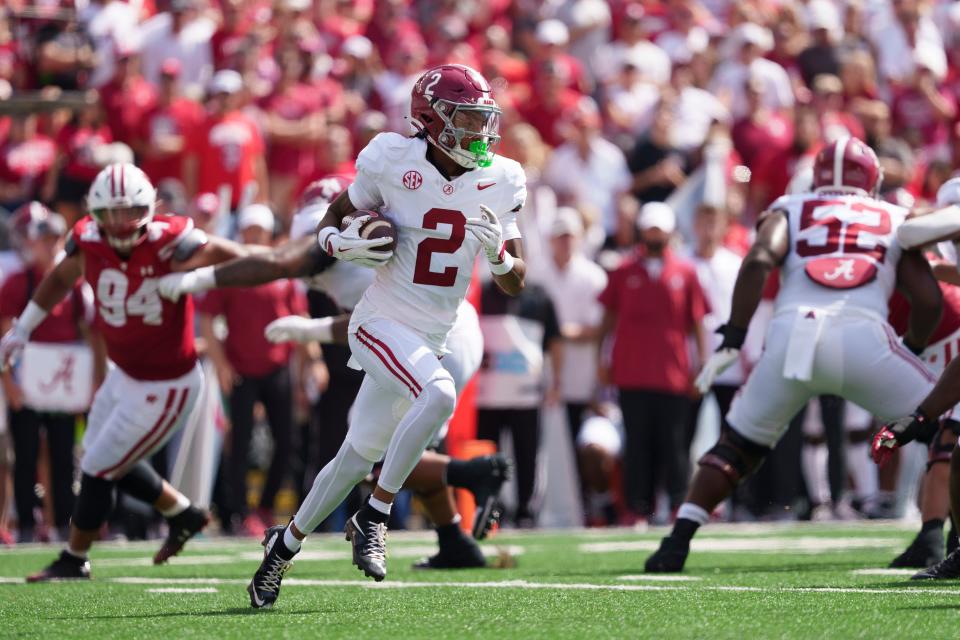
(598, 265), (623, 312)
(0, 271), (26, 319)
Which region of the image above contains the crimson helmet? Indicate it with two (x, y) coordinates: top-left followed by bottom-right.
(812, 137), (882, 196)
(298, 174), (352, 209)
(10, 201), (66, 248)
(410, 64), (501, 169)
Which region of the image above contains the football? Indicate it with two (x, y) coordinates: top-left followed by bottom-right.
(340, 210), (397, 253)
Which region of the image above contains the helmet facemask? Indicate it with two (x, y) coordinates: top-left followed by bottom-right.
(430, 100), (501, 169)
(91, 205), (154, 252)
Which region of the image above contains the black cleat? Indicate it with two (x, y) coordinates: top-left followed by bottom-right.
(645, 536), (690, 573)
(345, 511), (388, 581)
(890, 528), (944, 568)
(948, 522), (959, 556)
(154, 505), (211, 565)
(461, 454), (511, 540)
(248, 526), (297, 609)
(913, 548), (960, 580)
(26, 550), (91, 583)
(414, 533), (486, 570)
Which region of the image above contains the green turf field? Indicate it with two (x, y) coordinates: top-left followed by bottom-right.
(1, 522), (957, 639)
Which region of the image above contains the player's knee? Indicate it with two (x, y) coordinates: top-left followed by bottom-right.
(72, 473), (116, 531)
(698, 427), (770, 487)
(421, 375), (457, 422)
(116, 461), (164, 504)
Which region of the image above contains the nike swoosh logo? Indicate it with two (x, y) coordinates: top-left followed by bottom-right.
(477, 183), (496, 191)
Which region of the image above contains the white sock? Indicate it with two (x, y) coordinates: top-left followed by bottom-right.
(677, 502), (710, 525)
(292, 442), (375, 534)
(159, 492), (191, 518)
(802, 443), (831, 505)
(368, 495), (392, 516)
(65, 547), (88, 561)
(283, 526), (302, 552)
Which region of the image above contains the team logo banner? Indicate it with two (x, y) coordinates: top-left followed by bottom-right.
(19, 342), (94, 413)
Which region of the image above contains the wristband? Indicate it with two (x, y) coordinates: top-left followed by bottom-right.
(317, 227), (338, 255)
(490, 251), (515, 276)
(17, 301), (48, 336)
(194, 265), (217, 291)
(717, 323), (747, 350)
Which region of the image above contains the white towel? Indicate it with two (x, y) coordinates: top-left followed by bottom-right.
(782, 307), (825, 381)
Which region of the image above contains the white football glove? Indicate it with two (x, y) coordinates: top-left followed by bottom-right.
(157, 266), (215, 303)
(0, 324), (28, 372)
(465, 205), (504, 263)
(694, 348), (739, 394)
(320, 215), (393, 268)
(264, 316), (330, 344)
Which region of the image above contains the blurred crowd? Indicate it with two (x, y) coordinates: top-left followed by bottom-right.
(2, 0), (960, 542)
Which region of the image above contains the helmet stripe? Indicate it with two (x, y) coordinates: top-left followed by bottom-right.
(833, 137), (848, 189)
(120, 164), (126, 197)
(109, 165), (116, 197)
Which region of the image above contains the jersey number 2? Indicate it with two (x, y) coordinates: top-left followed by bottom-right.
(413, 208), (465, 287)
(97, 269), (163, 327)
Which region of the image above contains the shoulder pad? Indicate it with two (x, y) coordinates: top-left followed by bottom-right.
(355, 132), (411, 177)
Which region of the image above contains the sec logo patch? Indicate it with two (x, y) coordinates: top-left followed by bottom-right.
(403, 170), (423, 190)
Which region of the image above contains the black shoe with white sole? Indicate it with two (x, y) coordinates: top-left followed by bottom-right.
(644, 536), (690, 573)
(414, 526), (486, 569)
(247, 525), (297, 609)
(455, 454), (511, 540)
(154, 505), (211, 565)
(913, 547), (960, 580)
(889, 528), (944, 568)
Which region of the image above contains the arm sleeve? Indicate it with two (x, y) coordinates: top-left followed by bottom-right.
(687, 270), (710, 330)
(346, 134), (387, 210)
(541, 294), (562, 349)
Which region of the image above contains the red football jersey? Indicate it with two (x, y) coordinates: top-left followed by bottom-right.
(70, 214), (198, 381)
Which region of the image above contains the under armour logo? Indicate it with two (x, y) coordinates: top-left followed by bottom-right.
(822, 259), (857, 282)
(39, 354), (75, 394)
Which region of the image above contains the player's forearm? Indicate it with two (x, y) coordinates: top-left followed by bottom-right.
(32, 256), (82, 314)
(727, 251), (775, 332)
(211, 237), (315, 287)
(919, 357), (960, 419)
(904, 297), (942, 354)
(493, 257), (525, 296)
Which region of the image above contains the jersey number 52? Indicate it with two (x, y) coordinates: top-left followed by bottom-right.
(413, 208), (466, 287)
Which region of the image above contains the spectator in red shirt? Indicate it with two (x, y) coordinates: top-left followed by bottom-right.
(259, 45), (324, 222)
(210, 0), (251, 70)
(891, 56), (957, 156)
(98, 46), (158, 148)
(517, 60), (582, 148)
(732, 75), (794, 173)
(138, 58), (204, 189)
(0, 113), (55, 212)
(41, 98), (112, 226)
(598, 203), (708, 521)
(0, 205), (98, 542)
(529, 19), (588, 95)
(747, 105), (821, 218)
(198, 204), (310, 535)
(183, 69), (268, 214)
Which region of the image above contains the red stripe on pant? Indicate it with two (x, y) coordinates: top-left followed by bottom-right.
(95, 388), (185, 479)
(357, 326), (423, 394)
(356, 329), (421, 398)
(883, 325), (936, 383)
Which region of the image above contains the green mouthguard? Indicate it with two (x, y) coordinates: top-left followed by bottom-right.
(469, 140), (494, 168)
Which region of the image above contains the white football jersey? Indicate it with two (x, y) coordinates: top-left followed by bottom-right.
(347, 132), (526, 351)
(771, 192), (909, 318)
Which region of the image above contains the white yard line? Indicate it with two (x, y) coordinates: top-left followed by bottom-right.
(581, 537), (899, 554)
(7, 576), (944, 596)
(146, 587), (218, 593)
(851, 568), (918, 576)
(618, 575), (703, 582)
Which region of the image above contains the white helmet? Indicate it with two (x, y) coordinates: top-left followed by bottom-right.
(936, 176), (960, 207)
(87, 163), (157, 251)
